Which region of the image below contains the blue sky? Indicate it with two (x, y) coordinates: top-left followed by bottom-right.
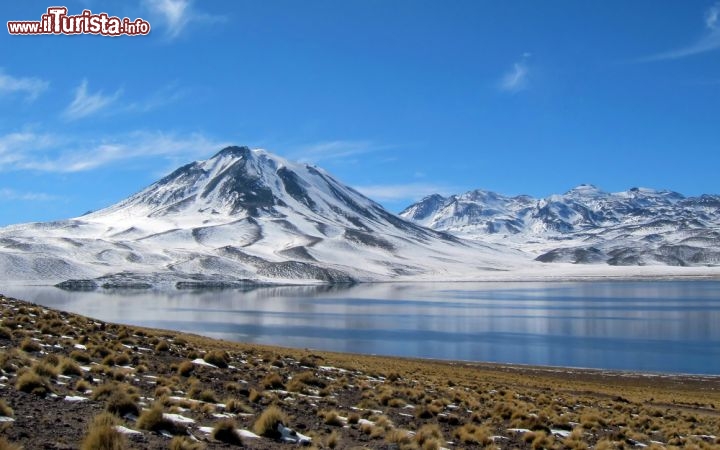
(1, 1), (719, 226)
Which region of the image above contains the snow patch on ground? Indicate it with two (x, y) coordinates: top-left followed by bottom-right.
(238, 429), (261, 439)
(192, 358), (218, 368)
(162, 413), (195, 424)
(114, 425), (142, 435)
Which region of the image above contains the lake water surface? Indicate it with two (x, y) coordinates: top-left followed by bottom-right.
(3, 281), (720, 375)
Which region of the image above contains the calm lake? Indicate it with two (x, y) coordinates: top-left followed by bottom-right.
(3, 281), (720, 375)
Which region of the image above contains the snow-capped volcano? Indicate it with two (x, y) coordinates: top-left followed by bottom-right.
(0, 147), (521, 285)
(400, 185), (720, 266)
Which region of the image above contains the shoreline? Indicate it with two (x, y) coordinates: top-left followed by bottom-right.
(2, 279), (719, 377)
(2, 261), (720, 289)
(4, 270), (720, 291)
(3, 292), (719, 386)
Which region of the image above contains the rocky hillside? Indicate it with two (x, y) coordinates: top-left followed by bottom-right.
(401, 185), (720, 266)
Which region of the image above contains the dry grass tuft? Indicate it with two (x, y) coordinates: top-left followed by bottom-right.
(203, 350), (229, 368)
(594, 439), (615, 450)
(59, 357), (84, 376)
(32, 361), (58, 379)
(75, 379), (91, 393)
(15, 371), (51, 396)
(385, 428), (414, 446)
(0, 437), (23, 450)
(195, 389), (218, 404)
(454, 423), (492, 446)
(415, 423), (444, 447)
(137, 403), (181, 434)
(80, 412), (126, 450)
(155, 340), (170, 352)
(225, 397), (252, 414)
(177, 360), (194, 376)
(70, 350), (91, 364)
(253, 405), (287, 438)
(169, 437), (206, 450)
(0, 326), (12, 340)
(106, 390), (140, 417)
(415, 403), (441, 419)
(325, 430), (340, 449)
(19, 338), (41, 353)
(92, 382), (123, 401)
(529, 430), (554, 449)
(319, 409), (345, 426)
(287, 370), (326, 393)
(212, 419), (243, 446)
(261, 372), (285, 390)
(0, 399), (13, 418)
(248, 388), (262, 403)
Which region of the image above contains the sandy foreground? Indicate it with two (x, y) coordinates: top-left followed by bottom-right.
(0, 293), (719, 449)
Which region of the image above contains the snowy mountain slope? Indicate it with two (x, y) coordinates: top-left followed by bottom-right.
(400, 184), (720, 266)
(0, 146), (525, 285)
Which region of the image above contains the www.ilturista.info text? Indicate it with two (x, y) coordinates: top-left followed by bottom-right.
(7, 7), (150, 36)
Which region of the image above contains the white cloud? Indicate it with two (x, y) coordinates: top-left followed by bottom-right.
(706, 3), (719, 30)
(62, 80), (183, 120)
(498, 55), (530, 93)
(0, 130), (229, 173)
(353, 183), (457, 202)
(63, 79), (122, 121)
(145, 0), (190, 37)
(143, 0), (224, 39)
(0, 132), (57, 167)
(644, 33), (720, 61)
(125, 83), (186, 113)
(0, 70), (49, 101)
(642, 3), (720, 61)
(0, 188), (57, 201)
(291, 140), (394, 164)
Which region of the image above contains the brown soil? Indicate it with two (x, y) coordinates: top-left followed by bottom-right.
(0, 293), (719, 449)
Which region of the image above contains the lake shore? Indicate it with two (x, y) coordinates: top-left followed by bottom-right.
(4, 258), (720, 289)
(1, 292), (719, 449)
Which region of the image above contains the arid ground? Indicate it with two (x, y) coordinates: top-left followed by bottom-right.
(0, 293), (718, 449)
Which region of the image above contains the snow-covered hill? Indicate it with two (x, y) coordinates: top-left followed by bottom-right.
(0, 147), (523, 286)
(400, 184), (720, 266)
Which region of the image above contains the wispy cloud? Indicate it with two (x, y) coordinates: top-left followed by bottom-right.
(0, 69), (49, 101)
(143, 0), (224, 39)
(0, 130), (229, 173)
(642, 3), (720, 61)
(0, 132), (57, 167)
(353, 183), (457, 202)
(0, 188), (57, 201)
(124, 82), (186, 113)
(706, 3), (719, 30)
(498, 53), (531, 93)
(63, 79), (122, 121)
(291, 140), (394, 164)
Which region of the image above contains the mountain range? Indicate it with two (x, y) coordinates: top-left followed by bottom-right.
(0, 147), (717, 288)
(0, 146), (519, 287)
(400, 184), (720, 266)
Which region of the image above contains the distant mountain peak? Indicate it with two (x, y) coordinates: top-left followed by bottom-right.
(212, 145), (252, 159)
(422, 193), (447, 202)
(567, 183), (600, 192)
